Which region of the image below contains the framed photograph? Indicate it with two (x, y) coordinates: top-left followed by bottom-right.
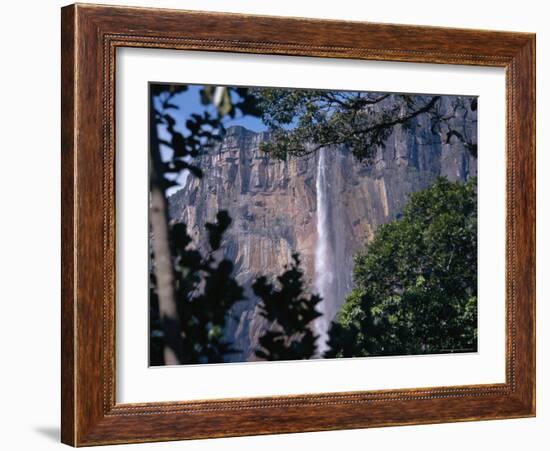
(61, 3), (536, 446)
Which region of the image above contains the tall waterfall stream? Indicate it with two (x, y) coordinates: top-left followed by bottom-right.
(313, 148), (337, 354)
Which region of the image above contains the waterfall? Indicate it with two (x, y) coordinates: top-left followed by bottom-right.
(313, 147), (336, 355)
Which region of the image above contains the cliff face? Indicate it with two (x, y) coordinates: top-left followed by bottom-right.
(168, 97), (476, 361)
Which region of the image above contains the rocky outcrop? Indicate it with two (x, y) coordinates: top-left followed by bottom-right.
(168, 97), (476, 362)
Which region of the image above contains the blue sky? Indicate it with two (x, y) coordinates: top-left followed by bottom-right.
(158, 85), (267, 137)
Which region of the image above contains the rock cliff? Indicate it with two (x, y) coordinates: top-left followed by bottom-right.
(168, 97), (477, 361)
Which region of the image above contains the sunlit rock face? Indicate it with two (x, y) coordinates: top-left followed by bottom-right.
(168, 98), (476, 362)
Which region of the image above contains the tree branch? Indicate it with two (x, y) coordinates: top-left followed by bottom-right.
(355, 96), (441, 135)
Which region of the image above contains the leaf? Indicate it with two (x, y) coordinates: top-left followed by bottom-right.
(205, 211), (232, 251)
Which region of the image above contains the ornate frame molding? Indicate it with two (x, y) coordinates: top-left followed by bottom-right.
(61, 4), (535, 446)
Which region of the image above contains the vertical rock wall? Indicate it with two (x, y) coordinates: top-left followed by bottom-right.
(168, 98), (476, 361)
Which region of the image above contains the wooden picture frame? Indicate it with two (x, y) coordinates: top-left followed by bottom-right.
(61, 3), (536, 446)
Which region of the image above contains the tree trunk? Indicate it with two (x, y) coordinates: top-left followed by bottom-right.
(149, 97), (183, 365)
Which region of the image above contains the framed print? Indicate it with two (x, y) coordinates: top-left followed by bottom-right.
(61, 3), (536, 446)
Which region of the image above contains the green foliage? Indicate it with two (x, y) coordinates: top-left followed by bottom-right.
(253, 254), (323, 361)
(325, 177), (478, 358)
(254, 89), (443, 163)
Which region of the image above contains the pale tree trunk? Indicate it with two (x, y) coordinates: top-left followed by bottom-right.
(149, 97), (183, 365)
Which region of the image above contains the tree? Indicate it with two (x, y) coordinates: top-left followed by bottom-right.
(325, 177), (478, 358)
(254, 89), (477, 163)
(149, 84), (261, 365)
(172, 212), (245, 364)
(150, 214), (245, 364)
(253, 254), (323, 361)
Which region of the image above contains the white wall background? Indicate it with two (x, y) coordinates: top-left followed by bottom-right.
(0, 0), (545, 449)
